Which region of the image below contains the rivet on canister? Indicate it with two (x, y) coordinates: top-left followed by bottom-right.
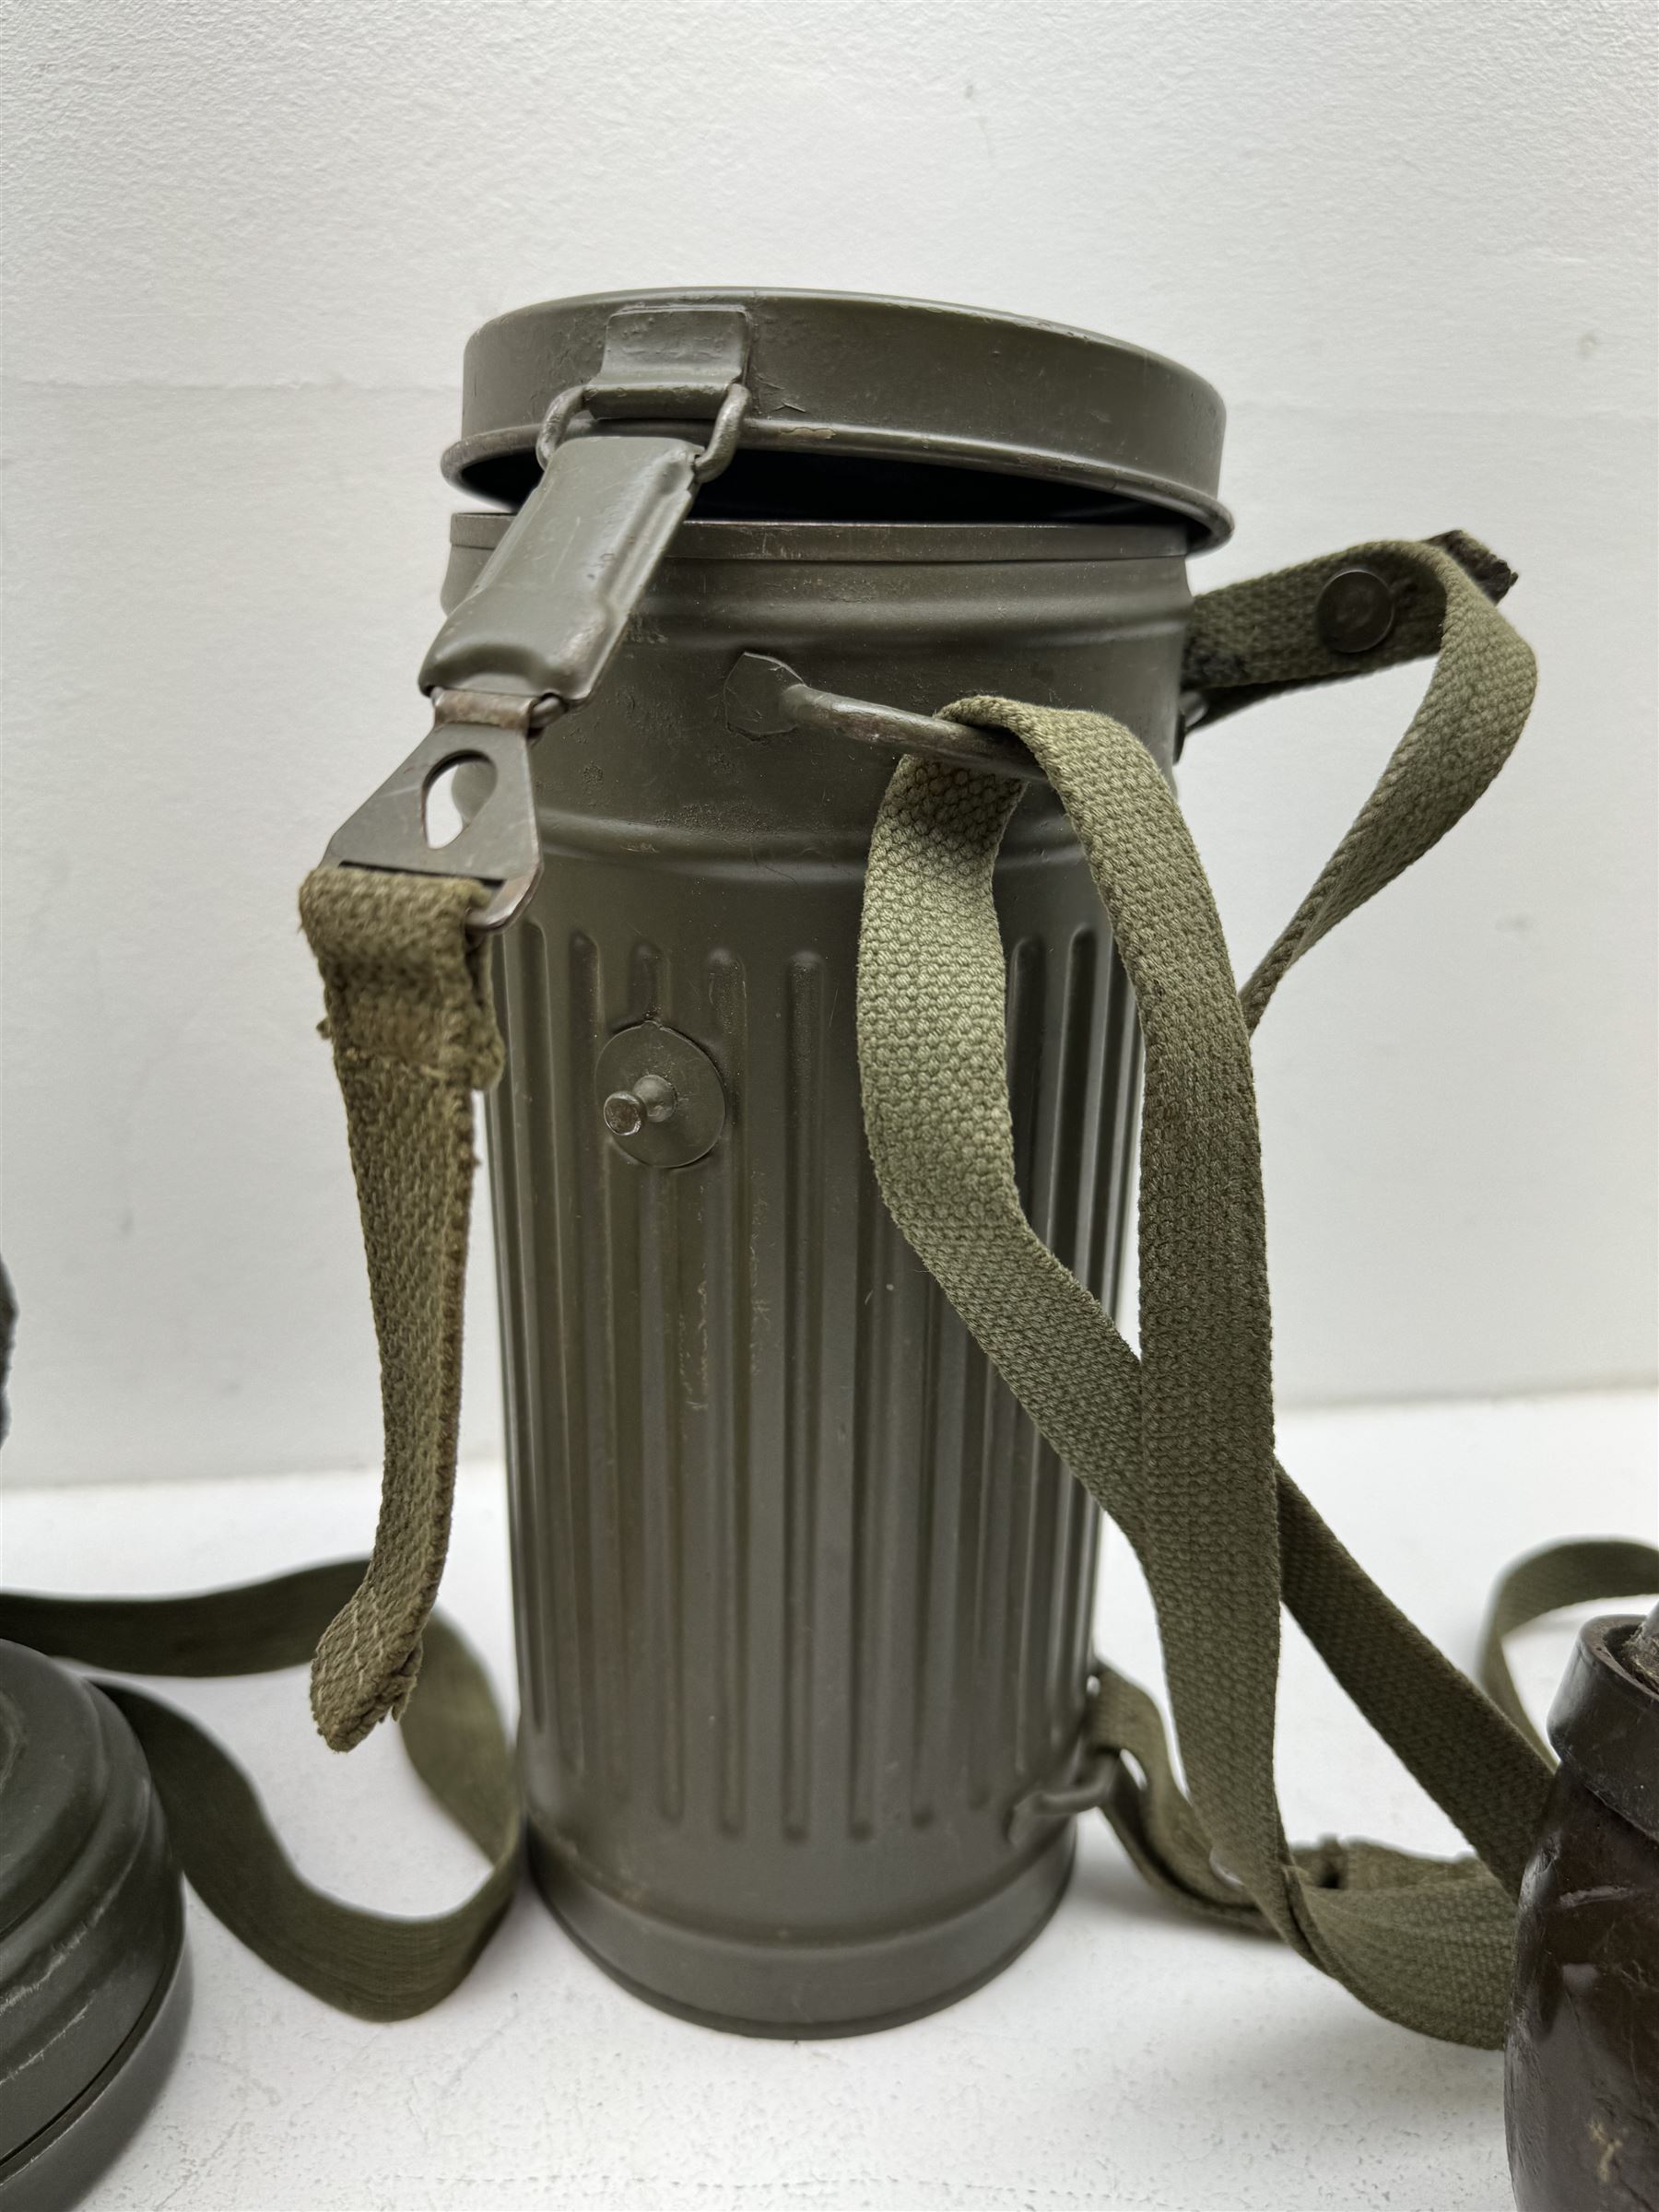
(594, 1024), (724, 1168)
(603, 1073), (678, 1137)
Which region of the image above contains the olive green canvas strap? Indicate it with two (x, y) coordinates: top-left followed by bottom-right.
(0, 870), (523, 2020)
(0, 1567), (522, 2021)
(1182, 527), (1518, 731)
(856, 535), (1658, 2046)
(296, 865), (503, 1751)
(1477, 1537), (1659, 1758)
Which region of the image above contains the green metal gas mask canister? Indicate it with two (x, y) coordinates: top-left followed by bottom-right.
(371, 290), (1223, 2033)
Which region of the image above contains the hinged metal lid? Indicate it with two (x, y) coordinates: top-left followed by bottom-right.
(443, 288), (1231, 546)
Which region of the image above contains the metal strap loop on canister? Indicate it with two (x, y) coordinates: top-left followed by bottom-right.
(721, 533), (1521, 793)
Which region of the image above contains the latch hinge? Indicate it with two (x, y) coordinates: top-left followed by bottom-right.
(583, 303), (751, 421)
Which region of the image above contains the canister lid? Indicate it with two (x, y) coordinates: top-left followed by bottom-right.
(0, 1641), (186, 2203)
(1548, 1612), (1659, 1846)
(443, 288), (1230, 547)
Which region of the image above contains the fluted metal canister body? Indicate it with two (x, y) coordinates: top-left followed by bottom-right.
(443, 512), (1191, 2032)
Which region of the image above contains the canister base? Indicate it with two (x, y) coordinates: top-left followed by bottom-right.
(530, 1827), (1074, 2038)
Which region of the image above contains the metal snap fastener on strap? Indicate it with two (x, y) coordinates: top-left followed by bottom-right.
(1315, 564), (1397, 654)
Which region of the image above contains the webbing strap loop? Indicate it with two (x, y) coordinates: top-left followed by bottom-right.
(0, 1565), (523, 2021)
(855, 535), (1657, 2045)
(298, 866), (503, 1752)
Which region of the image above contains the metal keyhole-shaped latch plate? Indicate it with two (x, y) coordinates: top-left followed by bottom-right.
(595, 1022), (725, 1169)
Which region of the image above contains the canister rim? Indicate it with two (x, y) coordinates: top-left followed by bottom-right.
(446, 510), (1191, 566)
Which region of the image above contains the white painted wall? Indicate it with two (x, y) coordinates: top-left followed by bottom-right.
(2, 0), (1653, 1486)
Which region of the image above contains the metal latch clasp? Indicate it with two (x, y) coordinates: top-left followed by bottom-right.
(317, 305), (753, 931)
(320, 688), (551, 933)
(422, 304), (751, 712)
